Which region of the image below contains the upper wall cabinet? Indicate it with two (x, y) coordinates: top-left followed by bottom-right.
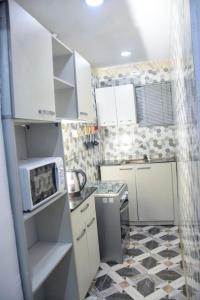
(115, 85), (137, 124)
(74, 52), (96, 122)
(95, 86), (117, 126)
(95, 84), (137, 126)
(8, 0), (56, 121)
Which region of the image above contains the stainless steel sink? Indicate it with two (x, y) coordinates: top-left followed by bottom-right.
(148, 158), (175, 163)
(121, 159), (147, 165)
(120, 158), (175, 165)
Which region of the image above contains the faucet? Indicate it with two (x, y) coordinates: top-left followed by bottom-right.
(137, 142), (151, 162)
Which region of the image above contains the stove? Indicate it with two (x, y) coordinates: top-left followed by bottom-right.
(93, 181), (129, 264)
(93, 181), (125, 196)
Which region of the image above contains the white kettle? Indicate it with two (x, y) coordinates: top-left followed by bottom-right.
(66, 169), (87, 196)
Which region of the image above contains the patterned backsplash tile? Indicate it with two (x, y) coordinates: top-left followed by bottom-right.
(62, 121), (100, 182)
(62, 121), (177, 183)
(94, 60), (172, 88)
(100, 124), (177, 161)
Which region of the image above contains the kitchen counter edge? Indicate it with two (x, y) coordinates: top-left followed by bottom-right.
(69, 187), (97, 212)
(99, 159), (176, 166)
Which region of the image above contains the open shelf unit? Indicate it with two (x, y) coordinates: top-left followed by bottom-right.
(54, 76), (75, 90)
(52, 36), (77, 119)
(2, 120), (79, 300)
(0, 3), (92, 299)
(24, 190), (67, 221)
(30, 241), (72, 293)
(52, 36), (72, 56)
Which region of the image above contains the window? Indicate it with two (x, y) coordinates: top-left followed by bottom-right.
(135, 81), (174, 126)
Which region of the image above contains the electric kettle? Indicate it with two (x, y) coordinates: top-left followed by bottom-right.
(66, 169), (87, 196)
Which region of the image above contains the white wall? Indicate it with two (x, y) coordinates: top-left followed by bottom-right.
(0, 120), (23, 300)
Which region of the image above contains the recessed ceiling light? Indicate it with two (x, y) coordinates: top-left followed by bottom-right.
(85, 0), (104, 7)
(121, 51), (132, 57)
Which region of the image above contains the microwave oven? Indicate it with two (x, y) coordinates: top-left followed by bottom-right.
(19, 157), (65, 211)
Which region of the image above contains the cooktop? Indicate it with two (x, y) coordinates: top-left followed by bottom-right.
(93, 181), (125, 195)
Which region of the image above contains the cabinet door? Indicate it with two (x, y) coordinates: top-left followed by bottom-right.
(9, 0), (55, 121)
(74, 52), (95, 121)
(86, 212), (100, 282)
(100, 166), (138, 221)
(136, 164), (174, 221)
(96, 87), (117, 126)
(115, 84), (136, 123)
(72, 219), (90, 300)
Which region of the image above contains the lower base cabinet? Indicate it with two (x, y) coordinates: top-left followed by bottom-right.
(136, 164), (174, 221)
(101, 162), (177, 223)
(71, 195), (100, 300)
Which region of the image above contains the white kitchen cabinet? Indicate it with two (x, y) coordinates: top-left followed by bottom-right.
(86, 213), (100, 282)
(72, 218), (91, 300)
(74, 52), (96, 121)
(115, 85), (137, 123)
(71, 195), (100, 300)
(96, 84), (136, 126)
(136, 163), (174, 222)
(100, 165), (138, 222)
(95, 87), (117, 126)
(101, 162), (177, 223)
(8, 0), (55, 121)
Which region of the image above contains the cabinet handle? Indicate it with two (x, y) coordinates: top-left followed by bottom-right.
(38, 109), (55, 116)
(80, 203), (89, 213)
(76, 229), (86, 241)
(119, 168), (133, 171)
(80, 112), (88, 116)
(137, 167), (151, 170)
(48, 110), (56, 116)
(87, 217), (95, 228)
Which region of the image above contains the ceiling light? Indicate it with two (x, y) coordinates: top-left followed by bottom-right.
(85, 0), (104, 7)
(121, 51), (132, 57)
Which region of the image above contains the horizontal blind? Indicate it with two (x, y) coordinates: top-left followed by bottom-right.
(135, 81), (173, 126)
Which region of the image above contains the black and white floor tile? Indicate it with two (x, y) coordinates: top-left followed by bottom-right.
(85, 226), (189, 300)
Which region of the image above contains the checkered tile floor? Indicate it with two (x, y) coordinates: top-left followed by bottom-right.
(85, 225), (190, 300)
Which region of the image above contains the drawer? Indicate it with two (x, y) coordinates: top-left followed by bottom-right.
(72, 194), (95, 223)
(71, 211), (86, 237)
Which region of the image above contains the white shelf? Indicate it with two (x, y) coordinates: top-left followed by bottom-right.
(29, 242), (72, 293)
(23, 190), (67, 221)
(52, 36), (73, 56)
(54, 76), (74, 90)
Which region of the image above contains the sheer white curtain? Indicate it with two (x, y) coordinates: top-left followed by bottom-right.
(0, 119), (23, 300)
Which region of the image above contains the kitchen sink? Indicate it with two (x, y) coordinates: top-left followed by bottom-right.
(148, 158), (175, 163)
(120, 158), (175, 165)
(121, 159), (147, 165)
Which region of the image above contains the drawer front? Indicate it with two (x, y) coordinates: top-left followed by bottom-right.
(71, 194), (97, 299)
(86, 210), (100, 281)
(72, 194), (95, 224)
(73, 223), (90, 300)
(71, 209), (85, 237)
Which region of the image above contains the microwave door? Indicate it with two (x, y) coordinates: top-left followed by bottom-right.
(30, 163), (57, 207)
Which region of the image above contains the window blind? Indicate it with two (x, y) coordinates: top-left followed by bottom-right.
(135, 81), (174, 126)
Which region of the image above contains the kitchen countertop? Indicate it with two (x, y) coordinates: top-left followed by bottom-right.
(99, 160), (122, 166)
(99, 158), (176, 166)
(68, 187), (97, 212)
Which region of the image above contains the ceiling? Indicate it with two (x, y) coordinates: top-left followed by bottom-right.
(16, 0), (172, 68)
